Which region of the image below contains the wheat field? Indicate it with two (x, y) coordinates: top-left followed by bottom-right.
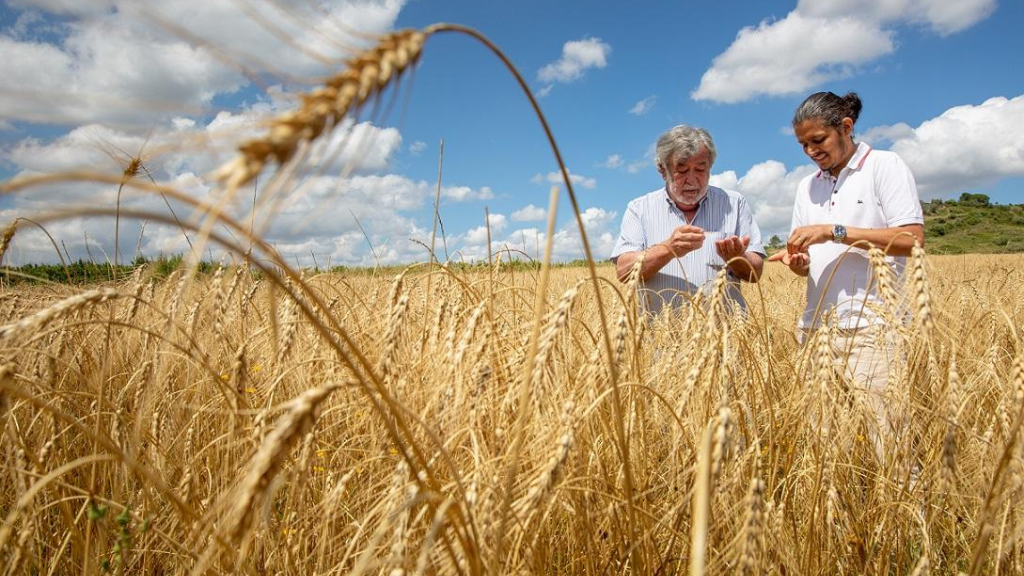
(0, 250), (1022, 575)
(2, 17), (1024, 576)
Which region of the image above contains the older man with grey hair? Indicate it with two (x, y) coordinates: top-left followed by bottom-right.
(611, 125), (765, 315)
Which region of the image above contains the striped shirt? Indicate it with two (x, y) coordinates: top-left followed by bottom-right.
(610, 185), (764, 315)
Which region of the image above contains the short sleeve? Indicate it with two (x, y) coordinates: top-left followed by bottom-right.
(610, 201), (645, 261)
(736, 196), (765, 256)
(790, 177), (810, 232)
(875, 153), (924, 227)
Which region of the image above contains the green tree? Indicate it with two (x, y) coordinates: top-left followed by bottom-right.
(958, 192), (991, 206)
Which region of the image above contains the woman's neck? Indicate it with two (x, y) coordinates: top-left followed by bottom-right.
(830, 139), (858, 177)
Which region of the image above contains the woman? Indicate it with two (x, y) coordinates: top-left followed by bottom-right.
(769, 91), (924, 459)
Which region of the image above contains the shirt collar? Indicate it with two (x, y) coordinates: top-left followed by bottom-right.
(816, 141), (873, 179)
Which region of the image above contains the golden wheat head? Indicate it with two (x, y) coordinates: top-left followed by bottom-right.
(212, 29), (426, 190)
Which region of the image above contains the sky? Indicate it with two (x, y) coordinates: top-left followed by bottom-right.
(1, 0), (1023, 267)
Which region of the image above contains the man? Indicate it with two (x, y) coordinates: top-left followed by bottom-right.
(610, 125), (765, 315)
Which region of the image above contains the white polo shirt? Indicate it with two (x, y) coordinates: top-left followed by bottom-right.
(791, 142), (923, 329)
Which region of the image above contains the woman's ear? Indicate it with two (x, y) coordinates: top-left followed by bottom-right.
(841, 117), (854, 136)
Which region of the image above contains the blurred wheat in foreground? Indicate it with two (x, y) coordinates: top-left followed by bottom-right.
(1, 17), (1023, 576)
(0, 251), (1020, 575)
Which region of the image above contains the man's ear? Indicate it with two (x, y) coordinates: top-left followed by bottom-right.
(656, 162), (665, 177)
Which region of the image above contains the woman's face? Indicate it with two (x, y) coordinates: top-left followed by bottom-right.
(794, 117), (856, 177)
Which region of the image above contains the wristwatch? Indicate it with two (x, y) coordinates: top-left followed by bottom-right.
(832, 224), (847, 243)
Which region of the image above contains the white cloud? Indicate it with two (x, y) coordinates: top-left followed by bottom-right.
(0, 0), (406, 128)
(860, 122), (917, 145)
(866, 95), (1024, 197)
(693, 0), (994, 103)
(511, 204), (546, 222)
(692, 12), (893, 104)
(796, 0), (996, 35)
(601, 154), (623, 169)
(629, 96), (656, 116)
(442, 185), (495, 202)
(537, 37), (611, 84)
(409, 141), (427, 156)
(711, 161), (817, 236)
(456, 207), (618, 263)
(0, 19), (245, 126)
(463, 213), (507, 245)
(532, 170), (597, 190)
(0, 110), (478, 267)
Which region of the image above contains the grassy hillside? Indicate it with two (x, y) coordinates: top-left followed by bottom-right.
(923, 193), (1024, 254)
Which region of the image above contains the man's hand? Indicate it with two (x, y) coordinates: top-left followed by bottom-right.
(767, 250), (810, 275)
(714, 235), (750, 262)
(660, 225), (705, 257)
(785, 224), (833, 254)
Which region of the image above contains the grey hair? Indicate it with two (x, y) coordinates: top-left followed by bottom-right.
(792, 91), (862, 130)
(654, 125), (716, 171)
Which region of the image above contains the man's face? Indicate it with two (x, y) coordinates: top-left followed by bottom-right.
(660, 147), (710, 210)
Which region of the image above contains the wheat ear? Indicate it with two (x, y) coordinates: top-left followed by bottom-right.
(0, 221), (16, 265)
(226, 382), (343, 541)
(212, 29), (426, 189)
(0, 289), (121, 341)
(737, 446), (765, 576)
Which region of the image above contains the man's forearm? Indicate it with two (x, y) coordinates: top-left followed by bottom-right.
(725, 252), (764, 282)
(616, 244), (676, 282)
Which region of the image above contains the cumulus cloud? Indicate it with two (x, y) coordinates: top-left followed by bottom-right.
(0, 0), (445, 268)
(511, 204), (546, 222)
(693, 0), (995, 103)
(455, 207), (618, 263)
(0, 110), (482, 267)
(442, 185), (495, 202)
(629, 96), (657, 116)
(0, 0), (406, 128)
(463, 213), (508, 245)
(796, 0), (996, 36)
(537, 37), (611, 84)
(532, 170), (597, 190)
(692, 13), (893, 104)
(409, 141), (427, 155)
(711, 161), (818, 236)
(863, 94), (1024, 197)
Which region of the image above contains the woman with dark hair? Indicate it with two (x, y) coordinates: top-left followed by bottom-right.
(769, 91), (925, 459)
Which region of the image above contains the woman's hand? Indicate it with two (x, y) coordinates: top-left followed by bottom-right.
(785, 224), (833, 254)
(767, 250), (810, 276)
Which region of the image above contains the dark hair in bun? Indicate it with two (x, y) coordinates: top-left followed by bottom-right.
(793, 91), (862, 129)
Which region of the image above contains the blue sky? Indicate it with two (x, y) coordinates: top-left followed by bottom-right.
(1, 0), (1022, 266)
